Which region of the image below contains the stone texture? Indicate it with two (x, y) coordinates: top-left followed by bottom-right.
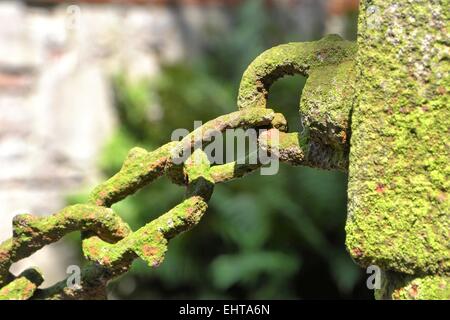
(347, 0), (449, 299)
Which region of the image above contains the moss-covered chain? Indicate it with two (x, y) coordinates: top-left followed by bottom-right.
(1, 21), (444, 299)
(1, 99), (318, 299)
(0, 107), (287, 299)
(88, 108), (286, 208)
(238, 34), (357, 171)
(0, 34), (360, 300)
(33, 150), (214, 299)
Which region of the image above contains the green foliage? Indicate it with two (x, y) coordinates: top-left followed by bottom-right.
(71, 1), (368, 299)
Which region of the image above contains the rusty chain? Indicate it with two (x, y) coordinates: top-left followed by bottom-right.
(0, 34), (356, 299)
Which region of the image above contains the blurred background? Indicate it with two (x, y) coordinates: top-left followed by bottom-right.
(0, 0), (371, 299)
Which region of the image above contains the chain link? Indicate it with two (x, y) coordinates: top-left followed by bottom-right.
(0, 35), (356, 299)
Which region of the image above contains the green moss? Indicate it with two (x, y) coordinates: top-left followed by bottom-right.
(347, 0), (449, 297)
(89, 142), (178, 207)
(0, 268), (43, 300)
(258, 130), (307, 165)
(2, 10), (447, 299)
(0, 204), (131, 287)
(376, 271), (450, 300)
(237, 34), (356, 170)
(238, 34), (357, 111)
(300, 59), (356, 153)
(209, 159), (261, 183)
(83, 150), (213, 271)
(82, 196), (209, 269)
(81, 199), (205, 270)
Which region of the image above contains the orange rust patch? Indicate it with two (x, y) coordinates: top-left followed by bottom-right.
(142, 244), (159, 257)
(24, 282), (35, 294)
(437, 192), (447, 203)
(186, 207), (194, 217)
(0, 249), (10, 261)
(99, 191), (107, 198)
(340, 131), (347, 144)
(351, 247), (363, 258)
(375, 184), (385, 193)
(409, 284), (419, 298)
(88, 245), (99, 257)
(102, 256), (111, 265)
(116, 227), (129, 238)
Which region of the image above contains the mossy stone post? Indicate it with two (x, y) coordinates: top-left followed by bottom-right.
(346, 1), (449, 299)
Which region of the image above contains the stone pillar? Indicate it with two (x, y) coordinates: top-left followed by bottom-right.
(346, 0), (449, 299)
